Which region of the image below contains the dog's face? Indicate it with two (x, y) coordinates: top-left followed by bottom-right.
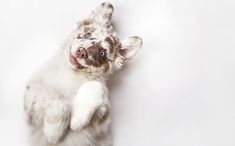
(64, 2), (142, 75)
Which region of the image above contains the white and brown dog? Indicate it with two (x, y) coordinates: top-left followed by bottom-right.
(24, 2), (142, 146)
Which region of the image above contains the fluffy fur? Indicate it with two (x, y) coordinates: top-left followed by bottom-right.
(23, 2), (142, 146)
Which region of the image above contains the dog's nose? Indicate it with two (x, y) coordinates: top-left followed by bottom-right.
(76, 47), (88, 59)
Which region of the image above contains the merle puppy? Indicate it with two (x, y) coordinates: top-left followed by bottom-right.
(24, 2), (142, 146)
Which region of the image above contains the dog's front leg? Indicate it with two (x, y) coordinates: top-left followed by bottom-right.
(70, 80), (108, 131)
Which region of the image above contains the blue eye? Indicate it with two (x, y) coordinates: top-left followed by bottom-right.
(99, 49), (106, 57)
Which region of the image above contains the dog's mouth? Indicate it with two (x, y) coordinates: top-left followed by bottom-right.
(69, 53), (85, 69)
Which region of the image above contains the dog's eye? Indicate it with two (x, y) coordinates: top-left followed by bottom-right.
(84, 32), (92, 39)
(99, 49), (106, 57)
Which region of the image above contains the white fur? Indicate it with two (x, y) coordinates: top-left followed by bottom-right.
(120, 36), (143, 60)
(23, 2), (142, 146)
(24, 50), (111, 146)
(70, 81), (108, 131)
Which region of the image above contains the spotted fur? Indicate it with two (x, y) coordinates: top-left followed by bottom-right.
(24, 2), (143, 146)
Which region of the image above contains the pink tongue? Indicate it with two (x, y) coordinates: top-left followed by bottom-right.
(69, 55), (78, 65)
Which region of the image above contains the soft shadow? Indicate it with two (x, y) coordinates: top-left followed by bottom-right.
(107, 61), (132, 97)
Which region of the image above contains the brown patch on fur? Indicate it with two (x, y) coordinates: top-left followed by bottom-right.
(101, 2), (105, 7)
(110, 35), (117, 44)
(103, 62), (110, 73)
(84, 27), (95, 33)
(109, 35), (121, 54)
(81, 19), (92, 25)
(103, 13), (112, 20)
(107, 3), (113, 10)
(100, 2), (113, 21)
(86, 43), (108, 68)
(104, 37), (114, 53)
(115, 43), (122, 53)
(107, 25), (112, 29)
(101, 2), (113, 10)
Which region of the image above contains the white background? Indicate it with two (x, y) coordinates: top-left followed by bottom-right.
(0, 0), (235, 146)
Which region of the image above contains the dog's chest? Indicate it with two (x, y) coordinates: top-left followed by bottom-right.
(53, 70), (87, 98)
(39, 63), (88, 99)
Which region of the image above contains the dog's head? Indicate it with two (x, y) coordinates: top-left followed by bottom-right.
(64, 2), (142, 76)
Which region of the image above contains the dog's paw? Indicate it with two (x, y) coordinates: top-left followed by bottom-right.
(70, 118), (83, 131)
(43, 122), (68, 145)
(70, 111), (90, 131)
(46, 135), (60, 145)
(44, 126), (63, 145)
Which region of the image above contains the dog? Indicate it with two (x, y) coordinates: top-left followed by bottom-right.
(23, 2), (142, 146)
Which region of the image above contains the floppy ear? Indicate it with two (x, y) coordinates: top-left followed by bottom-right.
(119, 36), (143, 60)
(89, 2), (114, 26)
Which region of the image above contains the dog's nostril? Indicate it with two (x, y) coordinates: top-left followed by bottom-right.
(76, 47), (87, 59)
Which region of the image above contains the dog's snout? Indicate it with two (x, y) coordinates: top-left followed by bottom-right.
(76, 47), (88, 59)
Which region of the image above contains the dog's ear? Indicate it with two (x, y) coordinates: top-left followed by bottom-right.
(89, 2), (114, 26)
(119, 36), (143, 60)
